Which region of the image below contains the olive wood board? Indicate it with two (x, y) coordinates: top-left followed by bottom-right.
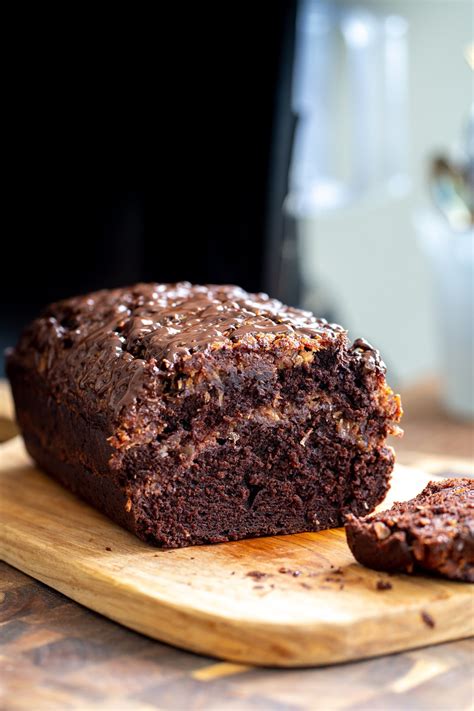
(0, 436), (472, 667)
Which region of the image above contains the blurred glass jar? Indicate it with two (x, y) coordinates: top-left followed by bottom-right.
(287, 0), (410, 217)
(277, 0), (410, 315)
(415, 209), (474, 419)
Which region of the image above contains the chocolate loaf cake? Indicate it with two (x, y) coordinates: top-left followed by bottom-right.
(345, 479), (474, 581)
(7, 283), (402, 548)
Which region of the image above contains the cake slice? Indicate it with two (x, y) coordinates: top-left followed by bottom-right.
(345, 478), (474, 581)
(7, 282), (402, 548)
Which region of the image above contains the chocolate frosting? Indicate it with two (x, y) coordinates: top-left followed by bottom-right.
(9, 282), (348, 414)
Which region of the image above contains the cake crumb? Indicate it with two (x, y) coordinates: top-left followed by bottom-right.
(421, 610), (435, 628)
(247, 571), (267, 581)
(376, 580), (392, 591)
(105, 547), (112, 552)
(278, 567), (302, 577)
(300, 582), (312, 590)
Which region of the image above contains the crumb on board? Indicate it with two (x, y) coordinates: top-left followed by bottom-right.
(376, 580), (393, 591)
(421, 610), (436, 628)
(247, 571), (268, 581)
(105, 547), (112, 551)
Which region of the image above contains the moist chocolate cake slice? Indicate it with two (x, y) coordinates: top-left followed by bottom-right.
(345, 478), (474, 581)
(7, 282), (402, 548)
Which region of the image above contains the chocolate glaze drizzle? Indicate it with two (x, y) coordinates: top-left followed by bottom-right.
(10, 283), (350, 414)
(55, 283), (343, 362)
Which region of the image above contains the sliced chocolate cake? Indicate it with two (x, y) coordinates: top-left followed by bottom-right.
(7, 283), (402, 547)
(346, 478), (474, 581)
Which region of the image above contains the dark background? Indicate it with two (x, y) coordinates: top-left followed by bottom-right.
(1, 3), (297, 373)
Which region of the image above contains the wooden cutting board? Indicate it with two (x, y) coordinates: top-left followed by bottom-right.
(0, 435), (472, 668)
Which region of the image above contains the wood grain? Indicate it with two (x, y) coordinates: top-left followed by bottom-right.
(1, 436), (472, 668)
(1, 560), (472, 711)
(0, 380), (17, 443)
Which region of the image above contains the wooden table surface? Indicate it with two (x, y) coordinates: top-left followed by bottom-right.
(1, 380), (473, 711)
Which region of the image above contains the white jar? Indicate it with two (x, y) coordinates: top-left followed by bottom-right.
(416, 209), (474, 419)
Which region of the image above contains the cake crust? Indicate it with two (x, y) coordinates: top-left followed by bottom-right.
(345, 478), (474, 581)
(7, 283), (402, 548)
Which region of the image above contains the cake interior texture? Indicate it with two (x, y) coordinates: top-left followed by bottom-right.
(345, 478), (474, 581)
(7, 283), (402, 547)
